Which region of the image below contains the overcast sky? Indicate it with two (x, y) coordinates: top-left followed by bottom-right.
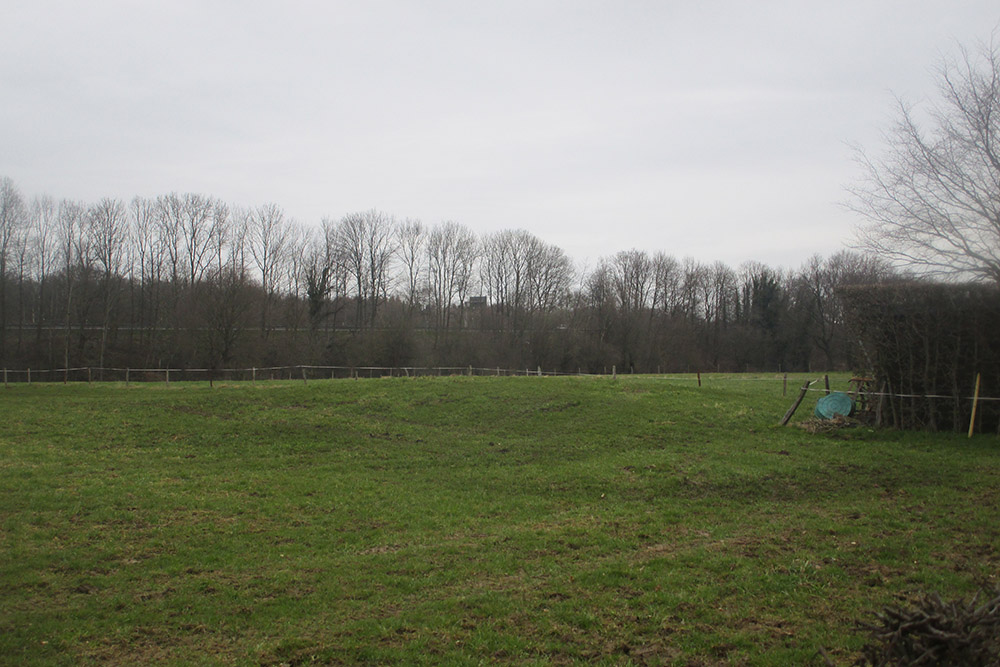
(3, 1), (999, 271)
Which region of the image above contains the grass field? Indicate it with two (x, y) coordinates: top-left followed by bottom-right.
(1, 374), (998, 665)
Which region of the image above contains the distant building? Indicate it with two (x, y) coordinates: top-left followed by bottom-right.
(467, 296), (487, 308)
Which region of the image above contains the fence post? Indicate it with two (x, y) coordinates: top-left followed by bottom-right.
(783, 373), (788, 396)
(824, 374), (830, 395)
(968, 372), (982, 438)
(3, 368), (6, 388)
(612, 365), (616, 380)
(537, 366), (541, 377)
(88, 367), (92, 384)
(697, 371), (701, 387)
(165, 368), (170, 385)
(302, 366), (308, 384)
(126, 368), (130, 386)
(780, 380), (812, 426)
(252, 367), (256, 384)
(27, 368), (31, 384)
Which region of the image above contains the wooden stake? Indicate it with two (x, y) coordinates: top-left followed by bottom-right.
(697, 371), (701, 387)
(27, 368), (31, 384)
(126, 368), (130, 386)
(3, 368), (6, 388)
(783, 373), (788, 396)
(88, 367), (92, 384)
(876, 381), (887, 428)
(968, 372), (982, 438)
(780, 380), (812, 426)
(302, 367), (308, 384)
(824, 374), (830, 395)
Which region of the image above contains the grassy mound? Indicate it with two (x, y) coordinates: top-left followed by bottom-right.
(1, 375), (997, 664)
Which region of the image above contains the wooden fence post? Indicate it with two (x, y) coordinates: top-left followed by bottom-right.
(780, 380), (812, 426)
(302, 367), (308, 384)
(697, 371), (701, 387)
(126, 368), (130, 386)
(824, 374), (830, 395)
(165, 368), (170, 385)
(3, 368), (6, 388)
(27, 368), (31, 384)
(612, 365), (616, 380)
(968, 372), (982, 438)
(783, 373), (787, 396)
(88, 367), (92, 384)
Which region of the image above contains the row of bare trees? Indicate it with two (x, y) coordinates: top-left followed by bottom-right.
(0, 176), (894, 374)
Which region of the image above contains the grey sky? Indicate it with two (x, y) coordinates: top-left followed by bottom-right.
(3, 1), (998, 270)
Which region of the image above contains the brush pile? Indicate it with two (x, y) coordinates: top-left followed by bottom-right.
(855, 590), (1000, 666)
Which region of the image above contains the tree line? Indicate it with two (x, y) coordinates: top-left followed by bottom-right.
(0, 176), (895, 375)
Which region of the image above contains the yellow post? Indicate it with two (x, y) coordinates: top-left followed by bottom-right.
(968, 372), (981, 438)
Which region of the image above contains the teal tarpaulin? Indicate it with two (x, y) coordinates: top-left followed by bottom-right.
(815, 391), (855, 419)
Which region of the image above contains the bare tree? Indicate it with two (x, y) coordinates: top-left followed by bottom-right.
(248, 202), (292, 335)
(651, 252), (682, 316)
(181, 193), (216, 285)
(427, 221), (478, 333)
(338, 210), (396, 327)
(30, 195), (58, 342)
(155, 193), (184, 287)
(850, 39), (1000, 282)
(609, 250), (654, 314)
(0, 177), (27, 363)
(794, 251), (895, 369)
(56, 199), (87, 369)
(11, 208), (32, 354)
(481, 229), (531, 324)
(130, 196), (163, 351)
(480, 229), (569, 328)
(396, 218), (426, 313)
(300, 219), (349, 333)
(88, 198), (129, 373)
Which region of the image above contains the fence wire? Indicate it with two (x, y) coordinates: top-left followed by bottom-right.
(1, 366), (996, 403)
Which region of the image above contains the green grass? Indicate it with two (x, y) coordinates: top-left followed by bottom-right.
(1, 374), (998, 665)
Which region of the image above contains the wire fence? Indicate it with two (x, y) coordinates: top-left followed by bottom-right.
(1, 365), (996, 406)
(1, 364), (605, 384)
